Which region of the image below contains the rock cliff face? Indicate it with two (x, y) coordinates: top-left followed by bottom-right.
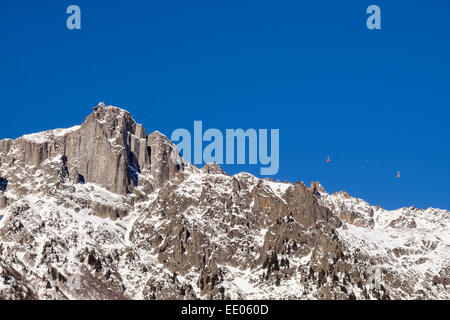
(0, 104), (186, 198)
(0, 104), (448, 300)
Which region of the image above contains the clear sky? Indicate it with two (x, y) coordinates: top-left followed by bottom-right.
(0, 0), (449, 210)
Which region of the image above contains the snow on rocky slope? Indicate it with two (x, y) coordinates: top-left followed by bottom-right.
(316, 185), (449, 299)
(0, 104), (448, 300)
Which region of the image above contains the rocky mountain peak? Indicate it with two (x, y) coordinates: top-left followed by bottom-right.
(0, 104), (448, 300)
(309, 181), (326, 196)
(0, 104), (186, 197)
(89, 103), (137, 136)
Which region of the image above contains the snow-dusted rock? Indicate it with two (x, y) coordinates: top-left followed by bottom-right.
(0, 104), (448, 300)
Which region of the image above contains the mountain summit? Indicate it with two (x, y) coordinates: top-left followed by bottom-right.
(1, 103), (186, 198)
(0, 104), (448, 299)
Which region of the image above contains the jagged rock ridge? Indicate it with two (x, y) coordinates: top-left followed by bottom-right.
(0, 104), (448, 300)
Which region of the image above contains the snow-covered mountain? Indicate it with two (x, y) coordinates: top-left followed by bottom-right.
(0, 104), (448, 300)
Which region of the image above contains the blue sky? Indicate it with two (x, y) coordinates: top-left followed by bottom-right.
(0, 0), (449, 210)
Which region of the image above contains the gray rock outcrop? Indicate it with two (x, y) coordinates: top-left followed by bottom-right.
(0, 103), (186, 197)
